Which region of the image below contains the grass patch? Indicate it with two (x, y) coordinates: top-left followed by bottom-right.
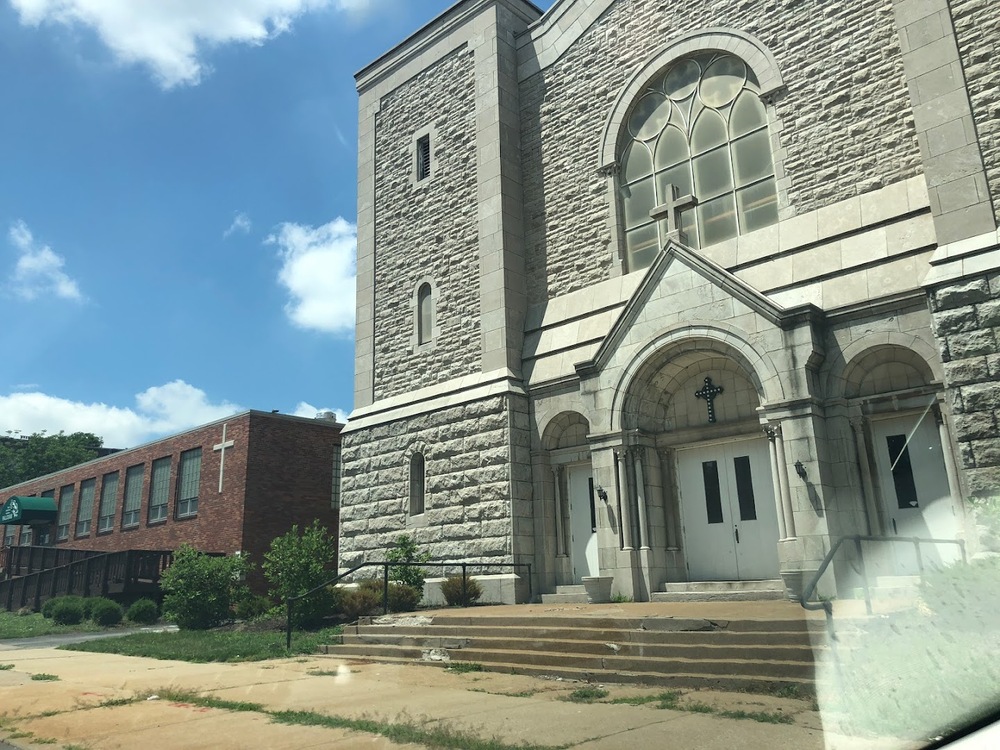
(30, 673), (60, 681)
(0, 664), (14, 670)
(446, 662), (484, 674)
(609, 691), (681, 709)
(682, 701), (715, 714)
(718, 709), (793, 725)
(61, 627), (342, 663)
(564, 687), (609, 703)
(470, 688), (537, 698)
(149, 689), (566, 750)
(0, 611), (100, 640)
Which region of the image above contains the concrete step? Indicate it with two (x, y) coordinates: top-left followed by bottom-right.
(321, 643), (816, 680)
(419, 613), (819, 633)
(539, 592), (590, 604)
(662, 580), (785, 593)
(340, 633), (816, 662)
(351, 624), (816, 647)
(651, 589), (786, 602)
(314, 650), (815, 695)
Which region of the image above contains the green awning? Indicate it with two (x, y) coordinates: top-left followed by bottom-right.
(0, 496), (57, 525)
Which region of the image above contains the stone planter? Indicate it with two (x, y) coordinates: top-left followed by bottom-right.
(582, 576), (614, 604)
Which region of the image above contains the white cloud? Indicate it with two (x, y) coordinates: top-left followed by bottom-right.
(268, 217), (356, 336)
(224, 211), (252, 238)
(6, 220), (84, 302)
(0, 380), (244, 448)
(9, 0), (379, 89)
(292, 401), (348, 423)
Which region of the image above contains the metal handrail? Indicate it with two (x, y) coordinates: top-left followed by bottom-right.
(285, 560), (532, 649)
(799, 534), (967, 640)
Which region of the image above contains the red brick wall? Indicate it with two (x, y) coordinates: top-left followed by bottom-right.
(242, 413), (341, 593)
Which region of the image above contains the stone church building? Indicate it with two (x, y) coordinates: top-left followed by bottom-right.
(340, 0), (1000, 602)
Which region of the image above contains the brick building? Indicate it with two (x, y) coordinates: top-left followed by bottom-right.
(340, 0), (1000, 603)
(1, 411), (342, 591)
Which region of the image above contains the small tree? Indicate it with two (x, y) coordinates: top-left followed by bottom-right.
(160, 545), (251, 630)
(262, 520), (337, 629)
(386, 534), (430, 595)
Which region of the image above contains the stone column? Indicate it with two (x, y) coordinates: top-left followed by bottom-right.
(658, 450), (680, 550)
(850, 416), (882, 536)
(615, 450), (634, 550)
(764, 426), (788, 541)
(773, 424), (797, 539)
(633, 450), (650, 550)
(935, 406), (963, 509)
(552, 466), (567, 558)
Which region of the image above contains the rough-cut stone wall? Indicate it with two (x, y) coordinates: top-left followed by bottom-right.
(951, 0), (1000, 225)
(931, 275), (1000, 495)
(520, 0), (921, 303)
(373, 48), (481, 400)
(340, 396), (525, 565)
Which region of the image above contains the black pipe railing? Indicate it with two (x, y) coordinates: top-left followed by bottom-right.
(799, 534), (967, 641)
(285, 561), (532, 649)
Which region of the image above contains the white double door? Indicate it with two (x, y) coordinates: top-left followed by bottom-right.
(677, 437), (780, 581)
(870, 414), (961, 573)
(566, 465), (599, 580)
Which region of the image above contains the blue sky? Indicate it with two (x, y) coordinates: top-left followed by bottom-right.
(0, 0), (554, 448)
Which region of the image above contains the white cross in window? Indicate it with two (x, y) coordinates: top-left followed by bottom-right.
(212, 424), (235, 493)
(650, 184), (697, 244)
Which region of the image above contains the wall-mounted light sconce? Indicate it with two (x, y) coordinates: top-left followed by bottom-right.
(595, 485), (609, 502)
(794, 460), (807, 481)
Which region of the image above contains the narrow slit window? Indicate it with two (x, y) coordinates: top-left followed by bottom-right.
(588, 477), (597, 533)
(409, 453), (425, 516)
(416, 135), (431, 181)
(702, 460), (724, 524)
(886, 435), (919, 509)
(417, 283), (433, 345)
(733, 455), (757, 521)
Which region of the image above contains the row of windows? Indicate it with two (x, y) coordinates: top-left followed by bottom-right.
(2, 448), (203, 547)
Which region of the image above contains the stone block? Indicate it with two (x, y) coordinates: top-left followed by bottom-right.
(933, 305), (978, 335)
(960, 442), (976, 469)
(934, 278), (991, 310)
(962, 381), (1000, 412)
(967, 466), (1000, 496)
(944, 357), (990, 385)
(948, 329), (997, 359)
(970, 439), (1000, 467)
(953, 412), (999, 441)
(978, 299), (1000, 327)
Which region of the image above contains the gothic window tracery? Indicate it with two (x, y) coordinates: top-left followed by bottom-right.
(619, 52), (779, 271)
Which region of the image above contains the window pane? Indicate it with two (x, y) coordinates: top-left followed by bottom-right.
(733, 456), (758, 521)
(691, 109), (727, 155)
(149, 457), (171, 523)
(123, 465), (144, 527)
(702, 461), (724, 524)
(732, 129), (774, 187)
(98, 472), (119, 532)
(622, 141), (653, 182)
(77, 478), (95, 536)
(698, 194), (738, 246)
(57, 485), (73, 540)
(737, 179), (779, 233)
(663, 58), (701, 101)
(625, 224), (660, 271)
(699, 55), (746, 108)
(655, 164), (694, 205)
(693, 147), (733, 199)
(177, 448), (202, 517)
(654, 127), (688, 170)
(628, 93), (671, 141)
(621, 177), (656, 229)
(730, 91), (767, 138)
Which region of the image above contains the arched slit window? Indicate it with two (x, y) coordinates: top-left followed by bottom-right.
(416, 282), (433, 346)
(619, 52), (778, 270)
(409, 452), (425, 516)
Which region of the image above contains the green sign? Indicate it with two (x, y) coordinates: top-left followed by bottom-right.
(0, 496), (58, 525)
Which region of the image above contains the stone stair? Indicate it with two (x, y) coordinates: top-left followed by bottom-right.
(539, 585), (589, 604)
(318, 611), (825, 694)
(651, 579), (787, 602)
(853, 575), (922, 601)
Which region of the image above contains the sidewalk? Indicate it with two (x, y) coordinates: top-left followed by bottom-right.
(0, 642), (907, 750)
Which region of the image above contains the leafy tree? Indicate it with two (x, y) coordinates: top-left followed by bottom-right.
(262, 520), (337, 628)
(0, 431), (104, 488)
(386, 534), (430, 594)
(160, 545), (251, 630)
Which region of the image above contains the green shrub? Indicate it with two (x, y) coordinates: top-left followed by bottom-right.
(90, 598), (123, 626)
(262, 521), (337, 629)
(387, 583), (421, 612)
(336, 586), (382, 622)
(42, 595), (83, 619)
(234, 594), (272, 622)
(440, 575), (483, 607)
(50, 598), (85, 625)
(126, 598), (159, 625)
(385, 535), (430, 593)
(160, 545), (251, 630)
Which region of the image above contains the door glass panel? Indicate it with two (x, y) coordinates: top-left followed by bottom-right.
(733, 455), (758, 521)
(886, 434), (919, 509)
(588, 478), (597, 532)
(702, 460), (724, 524)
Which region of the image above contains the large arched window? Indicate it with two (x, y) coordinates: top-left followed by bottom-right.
(619, 52), (778, 270)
